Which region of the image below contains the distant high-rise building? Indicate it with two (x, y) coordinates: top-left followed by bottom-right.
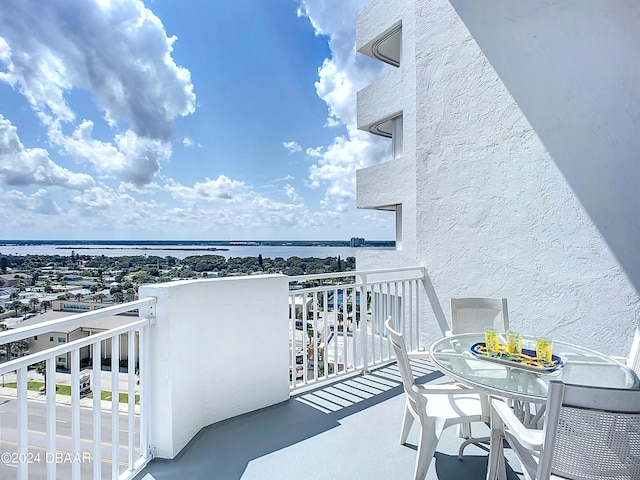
(350, 237), (365, 247)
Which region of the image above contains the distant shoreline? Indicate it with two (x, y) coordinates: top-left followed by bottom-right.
(0, 239), (395, 248)
(55, 246), (230, 252)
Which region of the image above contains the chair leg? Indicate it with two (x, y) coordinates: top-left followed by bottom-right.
(400, 403), (415, 445)
(414, 419), (440, 480)
(458, 435), (490, 460)
(458, 421), (472, 439)
(486, 411), (504, 480)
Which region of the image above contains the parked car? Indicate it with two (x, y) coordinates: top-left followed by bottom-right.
(295, 320), (313, 330)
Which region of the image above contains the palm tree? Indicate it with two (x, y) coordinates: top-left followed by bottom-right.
(9, 292), (19, 302)
(19, 304), (29, 319)
(5, 338), (28, 361)
(41, 300), (52, 312)
(12, 339), (28, 357)
(10, 300), (23, 317)
(35, 361), (47, 391)
(0, 323), (7, 359)
(29, 297), (39, 313)
(93, 293), (106, 303)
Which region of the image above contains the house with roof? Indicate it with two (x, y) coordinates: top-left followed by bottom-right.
(15, 310), (137, 369)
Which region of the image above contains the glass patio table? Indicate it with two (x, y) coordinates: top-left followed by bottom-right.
(430, 333), (640, 405)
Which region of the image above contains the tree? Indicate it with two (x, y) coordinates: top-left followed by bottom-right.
(5, 338), (28, 361)
(93, 293), (106, 303)
(0, 256), (8, 274)
(41, 300), (52, 313)
(9, 292), (19, 302)
(35, 361), (47, 391)
(20, 304), (29, 319)
(10, 300), (23, 317)
(74, 293), (84, 301)
(29, 297), (39, 312)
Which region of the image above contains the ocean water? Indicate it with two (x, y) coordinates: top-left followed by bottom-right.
(0, 243), (379, 260)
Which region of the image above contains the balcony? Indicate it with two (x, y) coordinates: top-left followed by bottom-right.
(0, 267), (524, 480)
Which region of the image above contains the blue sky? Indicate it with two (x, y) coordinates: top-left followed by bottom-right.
(0, 0), (394, 241)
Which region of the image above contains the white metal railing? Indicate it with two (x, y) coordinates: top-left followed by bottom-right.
(0, 298), (156, 480)
(288, 266), (425, 389)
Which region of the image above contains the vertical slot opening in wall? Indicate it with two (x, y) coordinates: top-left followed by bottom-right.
(396, 204), (403, 251)
(392, 115), (403, 159)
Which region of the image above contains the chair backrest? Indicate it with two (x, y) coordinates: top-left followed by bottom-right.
(385, 317), (419, 414)
(450, 297), (509, 334)
(539, 381), (640, 480)
(626, 326), (640, 376)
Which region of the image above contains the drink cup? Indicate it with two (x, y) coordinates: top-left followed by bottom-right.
(536, 337), (553, 363)
(506, 331), (522, 355)
(484, 327), (499, 354)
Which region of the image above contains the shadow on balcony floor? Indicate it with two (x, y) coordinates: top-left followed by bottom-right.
(136, 359), (522, 480)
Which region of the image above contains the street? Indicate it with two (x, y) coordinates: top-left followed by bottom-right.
(0, 394), (139, 479)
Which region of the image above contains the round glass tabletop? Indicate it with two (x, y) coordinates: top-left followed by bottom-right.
(429, 333), (639, 403)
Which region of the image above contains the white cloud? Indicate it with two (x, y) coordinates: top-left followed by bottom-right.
(183, 136), (200, 148)
(307, 127), (388, 211)
(0, 0), (194, 188)
(283, 141), (302, 153)
(3, 188), (61, 215)
(0, 0), (195, 138)
(165, 176), (251, 204)
(48, 120), (171, 186)
(297, 1), (392, 211)
(284, 184), (302, 202)
(162, 176), (323, 232)
(0, 114), (95, 190)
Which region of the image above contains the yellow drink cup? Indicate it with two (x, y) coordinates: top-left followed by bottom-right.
(484, 327), (500, 354)
(506, 332), (522, 355)
(536, 337), (553, 363)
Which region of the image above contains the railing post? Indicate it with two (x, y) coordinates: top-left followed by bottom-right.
(359, 273), (369, 374)
(16, 366), (28, 480)
(46, 357), (57, 479)
(92, 340), (102, 480)
(71, 349), (81, 480)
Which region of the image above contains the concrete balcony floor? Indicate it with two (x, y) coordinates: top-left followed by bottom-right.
(135, 359), (524, 480)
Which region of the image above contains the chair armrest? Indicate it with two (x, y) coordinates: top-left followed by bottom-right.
(407, 351), (431, 360)
(610, 355), (626, 364)
(414, 383), (480, 396)
(491, 398), (543, 452)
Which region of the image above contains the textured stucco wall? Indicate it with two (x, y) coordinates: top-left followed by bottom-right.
(356, 0), (639, 355)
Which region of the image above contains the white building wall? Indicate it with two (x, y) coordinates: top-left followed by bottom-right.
(139, 274), (290, 459)
(356, 0), (640, 355)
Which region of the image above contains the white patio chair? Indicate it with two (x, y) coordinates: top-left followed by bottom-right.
(449, 297), (509, 456)
(623, 325), (640, 376)
(449, 297), (509, 335)
(385, 317), (484, 480)
(487, 380), (640, 480)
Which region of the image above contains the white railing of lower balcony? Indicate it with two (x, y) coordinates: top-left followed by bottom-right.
(0, 298), (155, 480)
(288, 266), (425, 390)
